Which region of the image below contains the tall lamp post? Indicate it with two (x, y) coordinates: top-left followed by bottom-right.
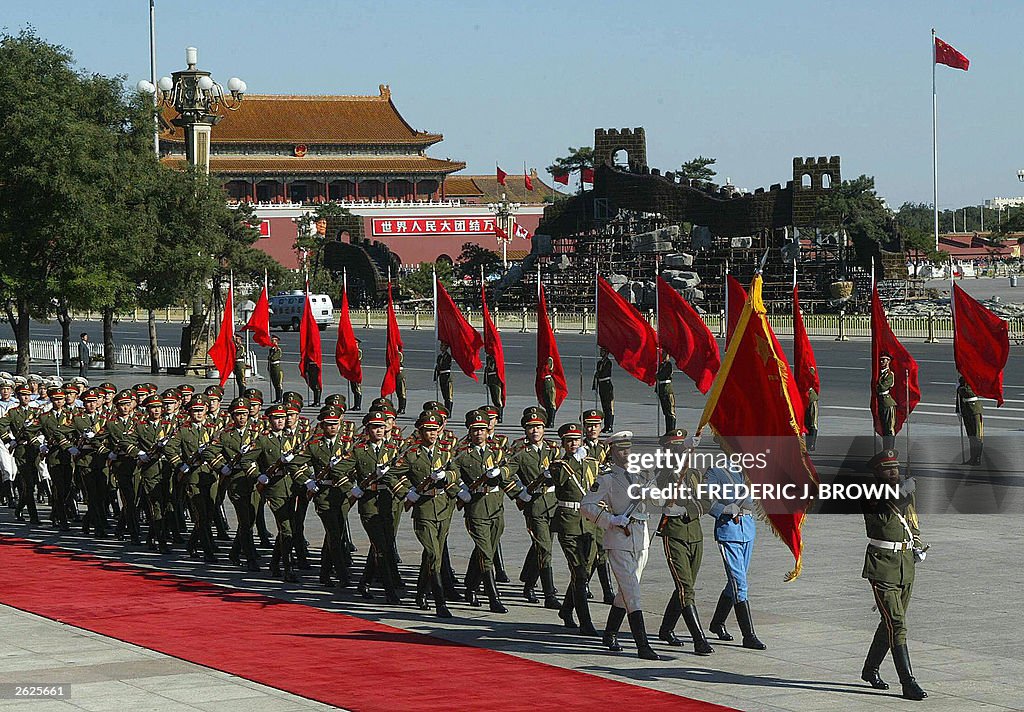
(487, 192), (521, 271)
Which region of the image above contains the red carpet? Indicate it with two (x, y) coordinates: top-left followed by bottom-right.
(0, 537), (733, 712)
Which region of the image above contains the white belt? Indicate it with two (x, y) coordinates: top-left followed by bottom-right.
(269, 361), (281, 366)
(964, 397), (979, 402)
(657, 380), (671, 385)
(868, 538), (912, 551)
(557, 500), (580, 510)
(597, 377), (611, 382)
(878, 390), (890, 396)
(472, 486), (500, 494)
(438, 370), (451, 374)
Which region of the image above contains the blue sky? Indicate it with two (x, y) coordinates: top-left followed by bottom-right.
(4, 0), (1019, 208)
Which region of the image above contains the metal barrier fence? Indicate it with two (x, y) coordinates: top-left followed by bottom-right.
(0, 339), (259, 377)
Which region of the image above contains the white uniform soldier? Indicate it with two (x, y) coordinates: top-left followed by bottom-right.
(581, 431), (661, 660)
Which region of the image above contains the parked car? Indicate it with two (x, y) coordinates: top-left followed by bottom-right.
(268, 291), (333, 331)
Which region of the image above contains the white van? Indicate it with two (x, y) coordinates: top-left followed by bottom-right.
(268, 291), (334, 331)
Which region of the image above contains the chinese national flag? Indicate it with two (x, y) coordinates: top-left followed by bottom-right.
(207, 285), (237, 388)
(242, 282), (273, 348)
(334, 284), (361, 383)
(699, 275), (817, 581)
(870, 286), (920, 435)
(657, 277), (720, 393)
(726, 274), (748, 344)
(482, 281), (506, 404)
(496, 165), (507, 186)
(299, 289), (323, 388)
(435, 278), (483, 380)
(935, 36), (970, 71)
(536, 285), (567, 408)
(581, 167), (595, 183)
(553, 172), (569, 186)
(597, 277), (658, 386)
(953, 282), (1008, 405)
(381, 282), (403, 398)
(792, 284), (820, 413)
(524, 170), (534, 191)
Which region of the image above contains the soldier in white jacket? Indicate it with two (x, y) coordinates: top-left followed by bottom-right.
(581, 431), (661, 660)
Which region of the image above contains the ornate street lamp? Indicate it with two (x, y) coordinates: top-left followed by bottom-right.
(487, 192), (521, 271)
(137, 46), (246, 173)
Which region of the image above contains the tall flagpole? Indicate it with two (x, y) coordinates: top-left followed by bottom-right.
(432, 264), (439, 401)
(230, 271), (237, 399)
(723, 259), (730, 347)
(655, 253), (662, 433)
(932, 28), (940, 252)
(870, 262), (877, 452)
(482, 265), (489, 405)
(951, 255), (966, 462)
(594, 261), (599, 408)
(149, 0), (159, 157)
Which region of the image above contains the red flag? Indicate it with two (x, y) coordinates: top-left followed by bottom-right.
(495, 223), (509, 240)
(596, 277), (658, 386)
(207, 285), (237, 388)
(726, 274), (748, 344)
(953, 282), (1008, 405)
(381, 282), (404, 398)
(482, 281), (506, 403)
(334, 284), (361, 383)
(792, 284), (820, 413)
(581, 167), (594, 183)
(536, 285), (567, 408)
(524, 169), (534, 192)
(299, 289), (323, 388)
(935, 36), (970, 71)
(435, 278), (483, 380)
(699, 275), (817, 581)
(870, 286), (920, 435)
(657, 277), (720, 393)
(496, 165), (507, 186)
(553, 172), (569, 186)
(242, 283), (273, 348)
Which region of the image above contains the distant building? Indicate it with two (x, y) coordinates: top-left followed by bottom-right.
(984, 197), (1024, 210)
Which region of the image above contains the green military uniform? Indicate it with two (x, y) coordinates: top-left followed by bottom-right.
(582, 419), (616, 604)
(134, 413), (176, 551)
(593, 352), (615, 432)
(955, 379), (984, 465)
(350, 347), (363, 411)
(253, 420), (302, 581)
(805, 386), (819, 452)
(395, 352), (407, 415)
(0, 398), (41, 523)
(875, 362), (897, 449)
(233, 346), (247, 393)
(434, 350), (454, 413)
(101, 407), (142, 543)
(207, 416), (262, 570)
(70, 405), (108, 536)
(165, 415), (218, 561)
(36, 398), (76, 530)
(484, 356), (504, 422)
(655, 357), (676, 433)
(860, 449), (927, 700)
(268, 343), (284, 403)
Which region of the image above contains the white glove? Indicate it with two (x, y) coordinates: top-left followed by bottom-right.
(257, 474), (269, 485)
(350, 484), (364, 499)
(179, 463), (190, 474)
(279, 453), (294, 464)
(375, 465), (391, 477)
(685, 435), (701, 448)
(488, 467), (501, 478)
(431, 470), (446, 482)
(39, 444), (49, 455)
(900, 477), (917, 497)
(33, 435), (45, 445)
(107, 452), (117, 462)
(84, 431), (95, 440)
(517, 490), (532, 502)
(138, 451), (150, 463)
(457, 489), (472, 503)
(4, 438), (15, 448)
(913, 548), (927, 563)
(220, 464), (232, 476)
(68, 446), (80, 457)
(722, 503), (741, 518)
(610, 513), (630, 528)
(574, 446), (587, 462)
(406, 490), (420, 503)
(305, 480), (318, 492)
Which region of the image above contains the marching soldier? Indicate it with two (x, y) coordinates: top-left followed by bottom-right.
(540, 356), (558, 427)
(103, 390), (142, 543)
(805, 368), (819, 452)
(135, 395), (174, 553)
(268, 335), (284, 403)
(207, 398), (262, 571)
(350, 341), (363, 412)
(233, 335), (247, 393)
(484, 354), (504, 423)
(581, 408), (615, 604)
(252, 404), (301, 582)
(860, 449), (928, 701)
(71, 389), (108, 537)
(434, 343), (454, 414)
(581, 432), (661, 660)
(453, 410), (529, 613)
(165, 394), (218, 563)
(876, 352), (897, 450)
(0, 385), (42, 523)
(36, 387), (76, 531)
(655, 352), (676, 433)
(389, 412), (461, 617)
(592, 348), (614, 432)
(395, 351), (408, 415)
(955, 376), (983, 465)
(706, 464), (766, 651)
(548, 423), (601, 637)
(505, 410), (561, 608)
(653, 430), (713, 655)
(303, 359), (323, 408)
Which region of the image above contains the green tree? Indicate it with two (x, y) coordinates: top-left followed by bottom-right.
(455, 243), (502, 282)
(400, 261), (454, 300)
(814, 175), (893, 270)
(895, 202), (942, 258)
(547, 146), (594, 187)
(679, 156), (717, 181)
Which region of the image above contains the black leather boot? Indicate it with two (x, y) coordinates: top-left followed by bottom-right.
(861, 626), (890, 690)
(735, 600), (767, 650)
(628, 610), (662, 661)
(709, 591), (735, 641)
(431, 573), (452, 618)
(494, 544), (510, 584)
(597, 563), (616, 604)
(483, 570), (508, 614)
(682, 605), (714, 655)
(465, 560), (481, 607)
(558, 590), (577, 629)
(892, 644), (927, 700)
(659, 595), (684, 646)
(603, 605), (626, 652)
(540, 567), (560, 610)
(523, 584), (540, 604)
(573, 572), (600, 637)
